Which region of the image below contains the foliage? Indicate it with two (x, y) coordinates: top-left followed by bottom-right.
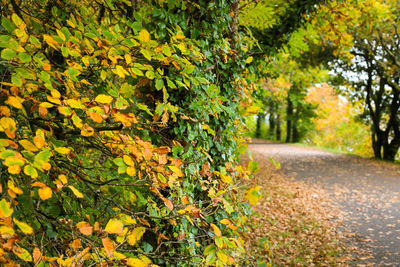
(312, 0), (400, 161)
(0, 1), (260, 266)
(305, 84), (373, 157)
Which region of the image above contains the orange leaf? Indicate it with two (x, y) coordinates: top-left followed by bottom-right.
(38, 186), (52, 200)
(162, 197), (173, 211)
(33, 247), (41, 264)
(76, 221), (93, 236)
(89, 111), (103, 123)
(33, 135), (45, 149)
(102, 237), (114, 257)
(70, 239), (82, 249)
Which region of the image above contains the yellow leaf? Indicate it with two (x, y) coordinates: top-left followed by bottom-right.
(126, 258), (148, 267)
(68, 185), (83, 198)
(59, 174), (68, 184)
(19, 140), (38, 152)
(245, 186), (261, 205)
(127, 227), (146, 246)
(6, 96), (24, 109)
(54, 147), (71, 154)
(139, 29), (150, 42)
(38, 186), (52, 200)
(76, 221), (93, 236)
(217, 250), (228, 264)
(104, 219), (124, 235)
(0, 225), (15, 236)
(220, 174), (232, 184)
(168, 165), (184, 177)
(115, 65), (126, 78)
(102, 237), (114, 257)
(66, 99), (85, 109)
(13, 247), (32, 262)
(123, 155), (135, 166)
(246, 56), (253, 64)
(8, 165), (21, 174)
(8, 180), (22, 195)
(210, 223), (221, 237)
(50, 89), (61, 98)
(95, 94), (113, 104)
(125, 54), (132, 64)
(13, 218), (33, 234)
(126, 166), (136, 177)
(219, 219), (231, 225)
(176, 34), (185, 39)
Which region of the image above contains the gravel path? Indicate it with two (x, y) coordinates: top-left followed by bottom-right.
(249, 143), (400, 266)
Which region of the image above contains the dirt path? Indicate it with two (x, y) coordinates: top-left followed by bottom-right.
(249, 143), (400, 266)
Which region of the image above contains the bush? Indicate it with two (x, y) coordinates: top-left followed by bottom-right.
(0, 1), (258, 266)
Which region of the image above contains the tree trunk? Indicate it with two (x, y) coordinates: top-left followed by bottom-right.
(276, 113), (281, 141)
(292, 124), (300, 143)
(255, 113), (264, 138)
(383, 141), (400, 161)
(286, 97), (293, 143)
(268, 103), (276, 139)
(371, 126), (382, 159)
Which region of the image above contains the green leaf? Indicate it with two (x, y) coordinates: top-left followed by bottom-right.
(0, 199), (13, 218)
(113, 158), (125, 167)
(34, 149), (51, 163)
(155, 79), (164, 90)
(1, 48), (17, 60)
(24, 165), (38, 179)
(18, 52), (32, 63)
(131, 67), (144, 76)
(11, 73), (22, 87)
(1, 17), (15, 32)
(204, 244), (216, 255)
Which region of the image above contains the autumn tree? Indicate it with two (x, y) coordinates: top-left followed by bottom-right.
(0, 1), (260, 266)
(314, 0), (400, 161)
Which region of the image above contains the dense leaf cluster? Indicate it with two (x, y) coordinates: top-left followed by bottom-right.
(0, 0), (259, 266)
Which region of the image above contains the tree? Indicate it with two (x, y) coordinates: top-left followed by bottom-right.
(0, 1), (259, 265)
(314, 0), (400, 160)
